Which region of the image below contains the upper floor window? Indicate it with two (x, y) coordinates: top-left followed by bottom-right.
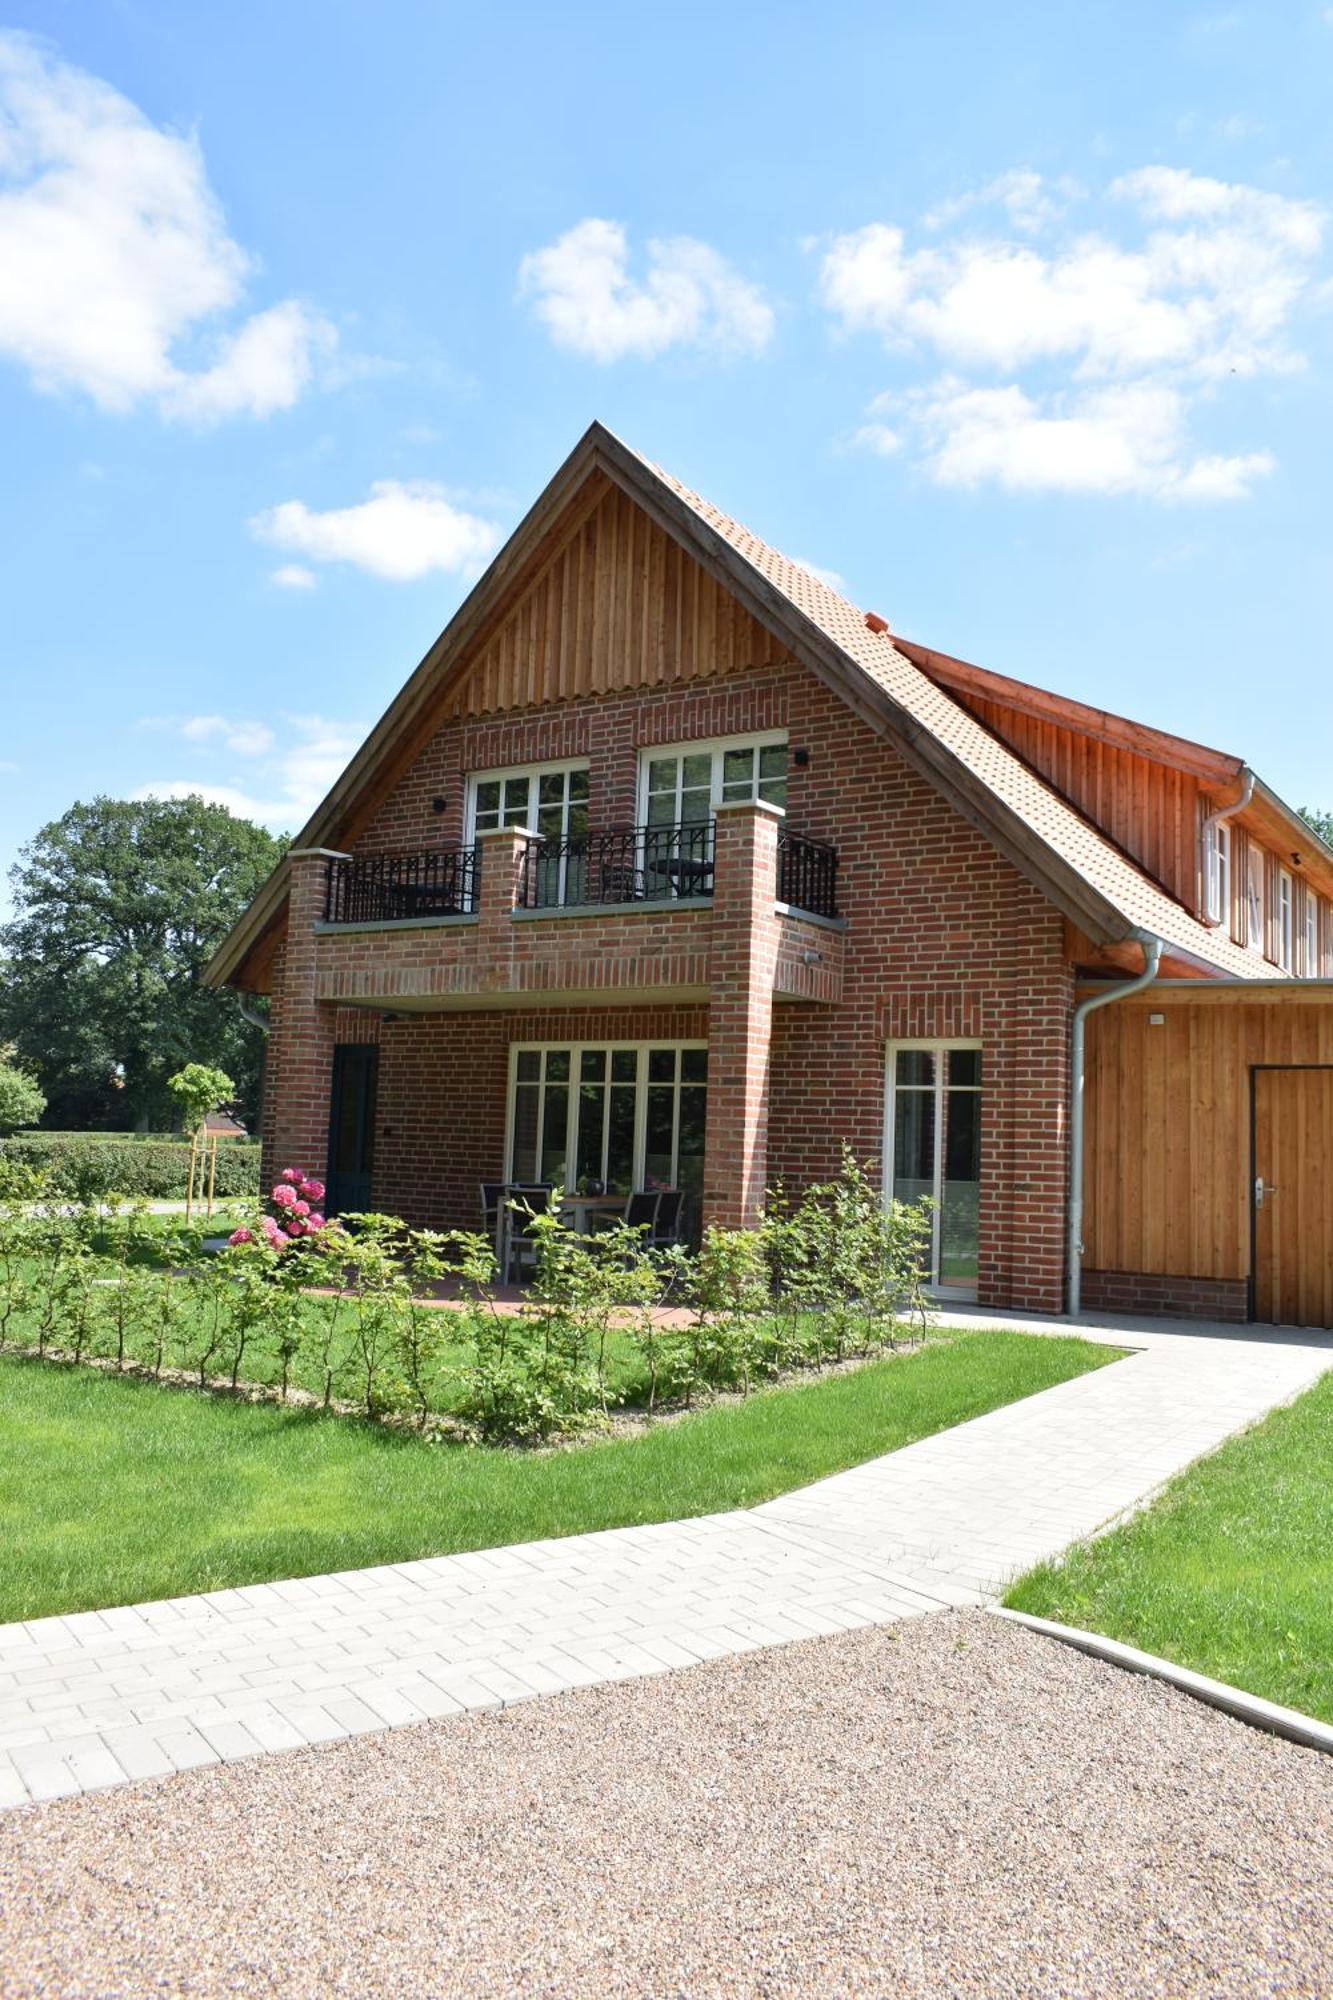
(1203, 819), (1231, 928)
(1246, 846), (1265, 953)
(467, 761), (589, 844)
(1278, 869), (1294, 971)
(1304, 887), (1319, 978)
(638, 732), (787, 829)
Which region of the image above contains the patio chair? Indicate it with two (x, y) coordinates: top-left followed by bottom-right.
(622, 1190), (661, 1240)
(646, 1188), (685, 1249)
(502, 1183), (553, 1284)
(480, 1181), (507, 1263)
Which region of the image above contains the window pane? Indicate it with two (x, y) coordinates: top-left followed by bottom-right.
(677, 1085), (706, 1183)
(679, 786), (712, 825)
(575, 1084), (604, 1191)
(515, 1050), (540, 1082)
(644, 1085), (675, 1189)
(721, 747), (755, 797)
(569, 767), (589, 803)
(648, 1048), (676, 1083)
(473, 780), (500, 827)
(940, 1088), (981, 1286)
(683, 752), (712, 792)
(502, 776), (530, 826)
(539, 1086), (568, 1185)
(757, 774), (787, 809)
(580, 1048), (607, 1081)
(681, 1047), (708, 1083)
(647, 791), (678, 826)
(646, 757), (678, 796)
(896, 1049), (934, 1088)
(538, 771), (566, 806)
(545, 1049), (571, 1083)
(611, 1049), (637, 1083)
(536, 801), (565, 841)
(892, 1086), (935, 1213)
(606, 1086), (636, 1193)
(510, 1084), (539, 1181)
(758, 744), (787, 783)
(948, 1049), (981, 1088)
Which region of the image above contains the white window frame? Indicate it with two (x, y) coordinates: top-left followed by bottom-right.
(1203, 819), (1231, 928)
(1278, 868), (1294, 971)
(504, 1040), (708, 1195)
(1304, 887), (1319, 978)
(1246, 846), (1266, 953)
(464, 758), (590, 842)
(882, 1039), (983, 1302)
(634, 730), (789, 825)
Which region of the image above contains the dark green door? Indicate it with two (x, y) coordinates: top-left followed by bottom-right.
(326, 1044), (379, 1216)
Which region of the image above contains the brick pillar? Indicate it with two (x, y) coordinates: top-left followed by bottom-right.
(703, 799), (783, 1230)
(264, 848), (347, 1187)
(474, 825), (533, 991)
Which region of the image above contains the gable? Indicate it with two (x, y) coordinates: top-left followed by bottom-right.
(440, 474), (787, 721)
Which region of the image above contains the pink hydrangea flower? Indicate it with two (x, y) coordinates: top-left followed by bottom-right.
(272, 1184), (299, 1209)
(228, 1227), (253, 1246)
(300, 1178), (325, 1203)
(308, 1213), (326, 1230)
(281, 1168), (302, 1183)
(293, 1199), (310, 1218)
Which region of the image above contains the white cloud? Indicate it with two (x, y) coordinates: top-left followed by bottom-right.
(518, 217), (774, 362)
(789, 556), (846, 591)
(271, 563), (316, 590)
(0, 32), (334, 419)
(900, 378), (1273, 500)
(925, 169), (1078, 235)
(134, 713), (367, 831)
(822, 166), (1322, 500)
(249, 480), (501, 583)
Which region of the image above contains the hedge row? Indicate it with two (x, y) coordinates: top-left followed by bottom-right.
(0, 1132), (262, 1200)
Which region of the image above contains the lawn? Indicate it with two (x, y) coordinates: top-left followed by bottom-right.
(1006, 1367), (1333, 1722)
(0, 1331), (1115, 1623)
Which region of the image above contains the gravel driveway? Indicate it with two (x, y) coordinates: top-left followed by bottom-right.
(0, 1610), (1329, 1998)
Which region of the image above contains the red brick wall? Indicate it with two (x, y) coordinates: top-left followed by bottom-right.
(372, 1004), (707, 1230)
(266, 660), (1079, 1313)
(1080, 1269), (1249, 1322)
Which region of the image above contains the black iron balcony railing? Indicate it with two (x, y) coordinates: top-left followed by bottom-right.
(321, 825), (841, 925)
(324, 848), (478, 924)
(518, 822), (716, 911)
(777, 828), (839, 920)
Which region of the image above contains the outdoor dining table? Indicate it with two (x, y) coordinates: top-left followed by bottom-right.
(559, 1193), (628, 1234)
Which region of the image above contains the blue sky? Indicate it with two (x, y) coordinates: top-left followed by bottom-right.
(2, 1), (1331, 895)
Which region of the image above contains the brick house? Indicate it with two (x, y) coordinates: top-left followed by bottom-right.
(207, 424), (1333, 1327)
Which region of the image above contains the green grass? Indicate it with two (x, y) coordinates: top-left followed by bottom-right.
(0, 1331), (1115, 1623)
(1006, 1367), (1333, 1722)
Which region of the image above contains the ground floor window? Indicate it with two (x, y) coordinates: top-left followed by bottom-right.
(884, 1042), (982, 1297)
(507, 1042), (707, 1203)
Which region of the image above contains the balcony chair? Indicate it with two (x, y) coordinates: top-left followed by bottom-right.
(622, 1190), (661, 1240)
(647, 1188), (685, 1249)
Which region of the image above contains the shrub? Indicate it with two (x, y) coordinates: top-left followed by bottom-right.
(0, 1132), (261, 1200)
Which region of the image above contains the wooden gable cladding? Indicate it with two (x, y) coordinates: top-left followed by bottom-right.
(441, 477), (789, 719)
(954, 691), (1205, 909)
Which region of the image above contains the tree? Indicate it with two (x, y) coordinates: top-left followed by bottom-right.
(0, 796), (284, 1130)
(168, 1063), (236, 1218)
(1299, 807), (1333, 849)
(0, 1045), (45, 1134)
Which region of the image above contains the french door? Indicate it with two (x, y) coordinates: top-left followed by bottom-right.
(467, 762), (590, 903)
(884, 1043), (982, 1297)
(638, 735), (788, 896)
(507, 1042), (708, 1206)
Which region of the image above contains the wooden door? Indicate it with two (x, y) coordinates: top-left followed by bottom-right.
(1253, 1067), (1333, 1327)
(326, 1044), (379, 1217)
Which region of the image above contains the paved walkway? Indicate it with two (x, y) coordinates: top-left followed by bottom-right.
(2, 1313), (1329, 1809)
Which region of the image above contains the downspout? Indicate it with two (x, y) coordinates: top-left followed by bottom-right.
(234, 995), (270, 1035)
(1068, 932), (1164, 1317)
(1200, 769), (1255, 919)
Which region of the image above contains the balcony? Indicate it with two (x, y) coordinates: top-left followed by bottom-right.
(322, 824), (839, 928)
